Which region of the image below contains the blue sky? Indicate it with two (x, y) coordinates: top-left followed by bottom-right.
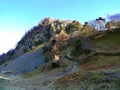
(0, 0), (120, 54)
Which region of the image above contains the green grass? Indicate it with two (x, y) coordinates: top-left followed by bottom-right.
(27, 43), (45, 54)
(93, 29), (120, 44)
(92, 29), (120, 52)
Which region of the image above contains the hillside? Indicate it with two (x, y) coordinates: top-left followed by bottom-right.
(1, 28), (119, 90)
(0, 17), (120, 90)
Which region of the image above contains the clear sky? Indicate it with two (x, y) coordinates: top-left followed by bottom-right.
(0, 0), (120, 54)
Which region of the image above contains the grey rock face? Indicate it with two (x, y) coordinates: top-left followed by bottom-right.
(1, 48), (45, 75)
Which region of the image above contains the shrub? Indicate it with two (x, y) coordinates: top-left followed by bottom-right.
(43, 46), (49, 53)
(66, 20), (82, 33)
(51, 39), (56, 46)
(34, 66), (38, 69)
(51, 62), (60, 68)
(23, 48), (28, 53)
(45, 57), (52, 63)
(35, 39), (43, 46)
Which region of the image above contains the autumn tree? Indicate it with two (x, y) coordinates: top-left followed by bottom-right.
(54, 30), (69, 50)
(51, 30), (69, 53)
(82, 22), (93, 38)
(51, 30), (69, 61)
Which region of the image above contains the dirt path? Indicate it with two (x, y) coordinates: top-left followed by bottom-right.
(5, 61), (79, 90)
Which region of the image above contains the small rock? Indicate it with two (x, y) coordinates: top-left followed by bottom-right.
(66, 52), (73, 60)
(80, 87), (88, 90)
(95, 79), (102, 84)
(106, 84), (112, 88)
(104, 77), (113, 82)
(116, 72), (120, 79)
(94, 86), (100, 90)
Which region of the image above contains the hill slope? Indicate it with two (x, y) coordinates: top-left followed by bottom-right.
(0, 18), (120, 90)
(1, 28), (119, 90)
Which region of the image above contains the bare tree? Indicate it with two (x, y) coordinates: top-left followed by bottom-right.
(96, 17), (106, 31)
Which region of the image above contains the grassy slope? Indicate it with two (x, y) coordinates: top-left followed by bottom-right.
(92, 29), (120, 51)
(53, 29), (120, 90)
(80, 29), (120, 71)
